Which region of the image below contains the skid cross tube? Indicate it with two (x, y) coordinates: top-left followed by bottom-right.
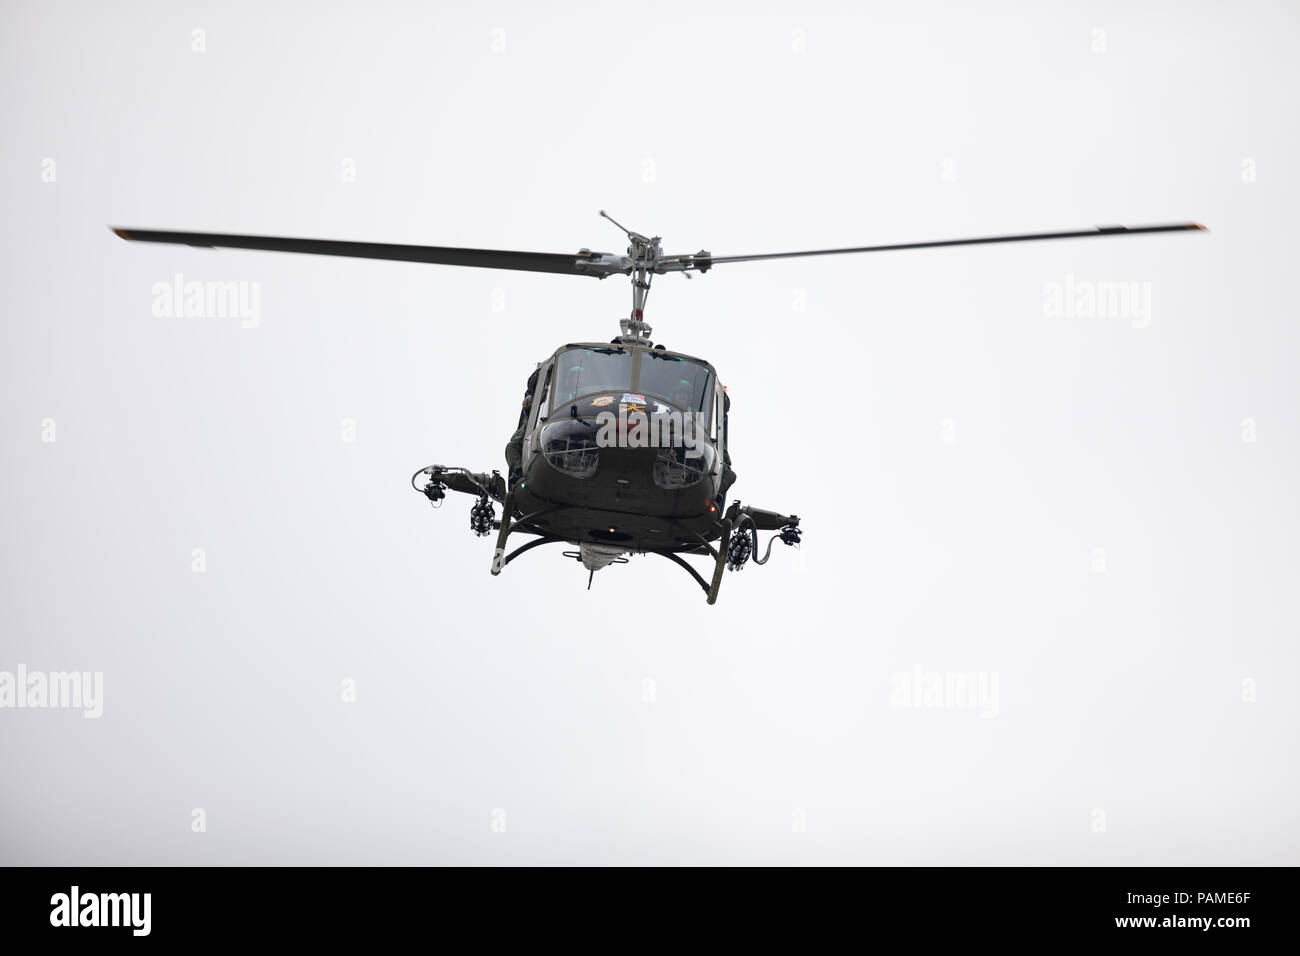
(502, 536), (567, 567)
(660, 551), (711, 595)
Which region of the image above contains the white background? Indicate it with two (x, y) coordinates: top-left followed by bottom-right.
(1, 0), (1296, 864)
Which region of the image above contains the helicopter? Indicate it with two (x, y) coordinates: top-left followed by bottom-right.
(111, 213), (1205, 603)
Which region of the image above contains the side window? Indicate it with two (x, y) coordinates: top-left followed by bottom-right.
(530, 364), (552, 429)
(720, 388), (730, 452)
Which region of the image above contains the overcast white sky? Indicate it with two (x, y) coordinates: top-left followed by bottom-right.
(1, 0), (1297, 864)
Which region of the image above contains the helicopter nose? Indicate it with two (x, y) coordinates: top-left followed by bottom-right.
(598, 445), (660, 490)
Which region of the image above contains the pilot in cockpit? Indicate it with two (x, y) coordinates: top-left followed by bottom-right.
(557, 363), (584, 405)
(671, 378), (693, 411)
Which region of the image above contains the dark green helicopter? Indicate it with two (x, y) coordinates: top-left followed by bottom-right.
(112, 213), (1204, 603)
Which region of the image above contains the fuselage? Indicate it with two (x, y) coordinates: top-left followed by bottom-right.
(510, 342), (727, 554)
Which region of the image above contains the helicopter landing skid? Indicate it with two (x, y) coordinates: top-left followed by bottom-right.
(706, 519), (732, 605)
(490, 490), (515, 575)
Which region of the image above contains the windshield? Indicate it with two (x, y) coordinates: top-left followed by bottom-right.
(550, 347), (634, 409)
(638, 351), (713, 414)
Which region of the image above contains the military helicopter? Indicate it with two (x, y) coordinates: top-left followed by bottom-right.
(112, 213), (1205, 603)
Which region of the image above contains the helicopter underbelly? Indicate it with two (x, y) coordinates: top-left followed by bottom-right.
(512, 447), (721, 553)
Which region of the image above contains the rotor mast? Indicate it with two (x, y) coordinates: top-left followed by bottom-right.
(599, 210), (659, 346)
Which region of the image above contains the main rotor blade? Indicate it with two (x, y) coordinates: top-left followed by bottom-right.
(675, 222), (1206, 269)
(110, 228), (596, 276)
